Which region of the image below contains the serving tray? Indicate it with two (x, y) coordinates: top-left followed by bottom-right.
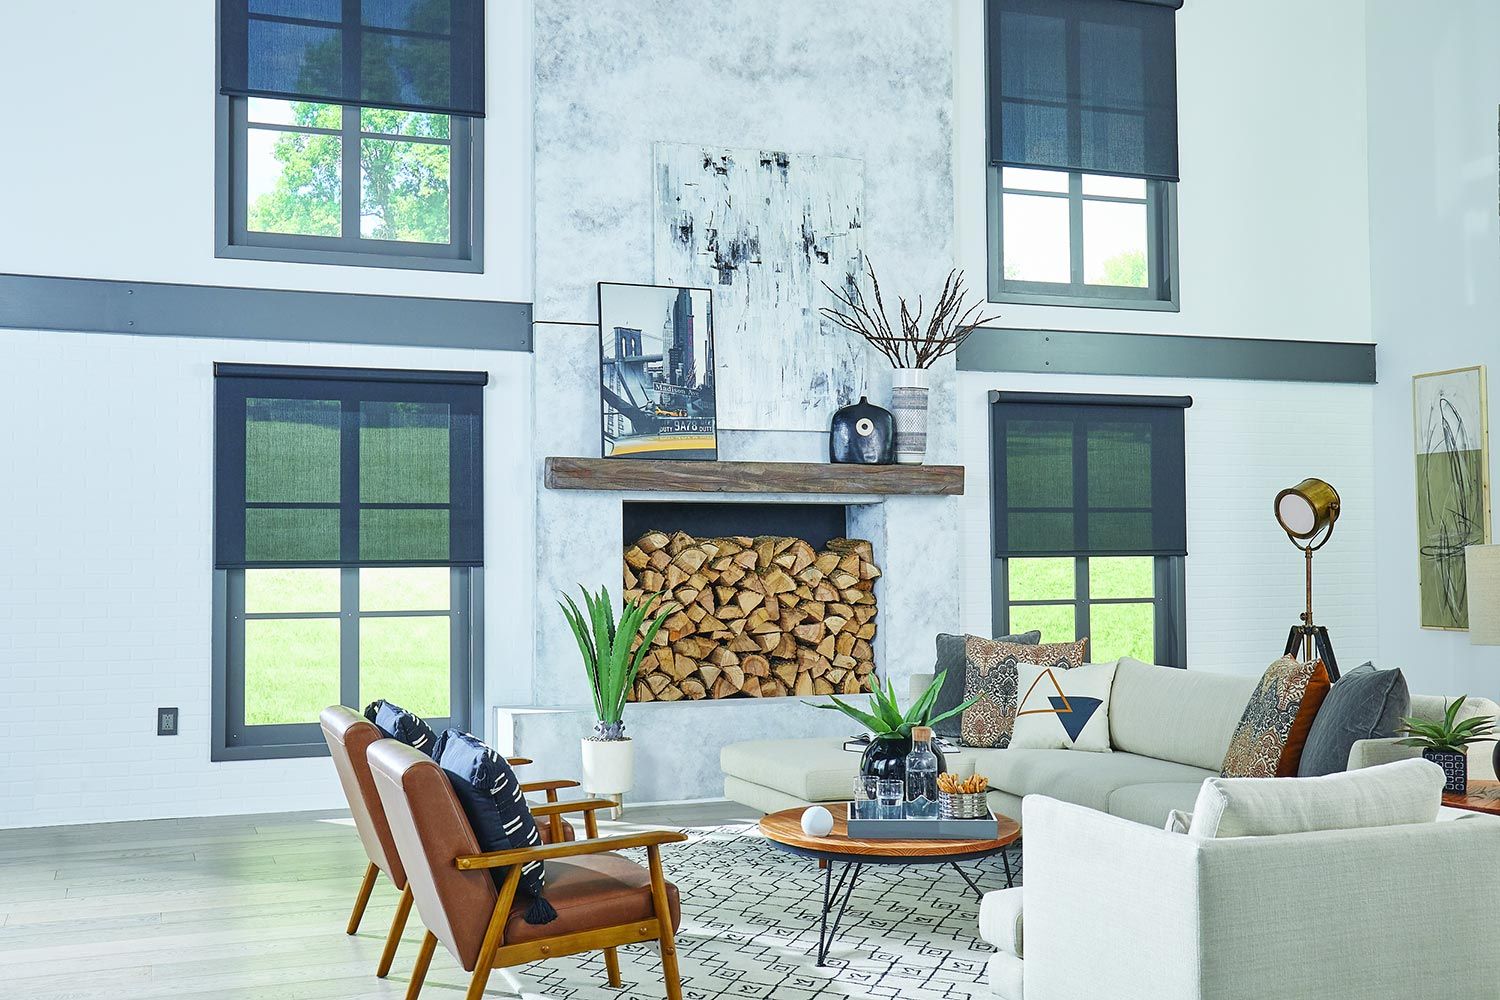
(844, 803), (1001, 840)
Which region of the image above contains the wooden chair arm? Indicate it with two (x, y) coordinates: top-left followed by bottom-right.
(456, 830), (688, 870)
(529, 797), (618, 819)
(520, 778), (581, 796)
(505, 757), (533, 767)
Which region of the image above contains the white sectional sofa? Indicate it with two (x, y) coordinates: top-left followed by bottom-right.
(986, 792), (1500, 1000)
(720, 658), (1500, 827)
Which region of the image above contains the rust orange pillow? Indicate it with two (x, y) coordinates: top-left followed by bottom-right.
(1220, 656), (1332, 778)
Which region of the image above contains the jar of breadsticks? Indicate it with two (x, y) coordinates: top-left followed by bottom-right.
(937, 773), (990, 819)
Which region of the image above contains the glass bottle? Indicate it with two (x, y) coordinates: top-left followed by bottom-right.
(905, 726), (940, 819)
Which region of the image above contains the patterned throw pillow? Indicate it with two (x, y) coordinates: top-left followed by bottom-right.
(1008, 660), (1118, 752)
(363, 700), (439, 758)
(434, 730), (556, 924)
(959, 638), (1089, 748)
(1220, 656), (1333, 778)
(930, 631), (1042, 739)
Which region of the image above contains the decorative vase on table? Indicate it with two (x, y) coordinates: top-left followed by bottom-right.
(890, 368), (929, 465)
(1424, 748), (1468, 795)
(859, 733), (947, 794)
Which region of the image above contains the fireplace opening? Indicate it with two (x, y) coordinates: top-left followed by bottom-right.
(621, 501), (879, 702)
(622, 501), (847, 550)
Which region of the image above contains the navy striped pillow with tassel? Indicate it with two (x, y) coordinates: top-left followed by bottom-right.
(363, 700), (440, 758)
(434, 729), (557, 925)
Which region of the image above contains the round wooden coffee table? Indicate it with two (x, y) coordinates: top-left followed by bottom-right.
(758, 806), (1021, 966)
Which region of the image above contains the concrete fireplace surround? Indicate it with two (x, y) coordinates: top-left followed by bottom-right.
(515, 1), (960, 803)
(503, 465), (963, 802)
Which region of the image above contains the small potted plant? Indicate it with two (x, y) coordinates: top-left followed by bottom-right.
(559, 586), (673, 798)
(1396, 696), (1496, 795)
(808, 672), (979, 785)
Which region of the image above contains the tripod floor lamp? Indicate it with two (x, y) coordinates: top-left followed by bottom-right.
(1275, 478), (1342, 681)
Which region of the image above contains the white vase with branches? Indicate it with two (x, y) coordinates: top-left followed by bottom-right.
(823, 261), (998, 464)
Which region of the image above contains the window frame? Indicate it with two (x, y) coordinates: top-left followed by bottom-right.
(992, 555), (1186, 667)
(214, 95), (484, 273)
(211, 566), (483, 761)
(986, 165), (1179, 311)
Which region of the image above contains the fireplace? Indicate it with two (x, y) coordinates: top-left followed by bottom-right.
(621, 501), (879, 701)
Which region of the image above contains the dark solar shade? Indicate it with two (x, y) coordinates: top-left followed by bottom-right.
(987, 0), (1180, 181)
(992, 392), (1189, 557)
(220, 0), (485, 118)
(215, 364), (485, 568)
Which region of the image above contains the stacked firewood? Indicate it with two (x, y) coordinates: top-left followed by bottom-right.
(623, 531), (879, 702)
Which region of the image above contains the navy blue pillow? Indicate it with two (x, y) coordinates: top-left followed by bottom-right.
(363, 700), (439, 758)
(433, 730), (555, 924)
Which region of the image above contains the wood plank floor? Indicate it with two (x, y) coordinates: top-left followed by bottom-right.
(0, 800), (758, 999)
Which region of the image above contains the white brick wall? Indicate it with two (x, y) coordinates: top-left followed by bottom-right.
(0, 329), (532, 828)
(957, 371), (1378, 677)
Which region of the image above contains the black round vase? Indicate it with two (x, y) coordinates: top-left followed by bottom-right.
(830, 396), (895, 465)
(860, 734), (947, 797)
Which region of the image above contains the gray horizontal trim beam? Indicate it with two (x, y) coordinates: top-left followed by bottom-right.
(958, 327), (1376, 384)
(0, 273), (531, 352)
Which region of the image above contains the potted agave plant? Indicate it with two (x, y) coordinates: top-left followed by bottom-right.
(559, 586), (673, 797)
(809, 672), (979, 785)
(1396, 695), (1496, 795)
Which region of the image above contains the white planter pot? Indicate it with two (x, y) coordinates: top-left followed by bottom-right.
(581, 737), (635, 795)
(890, 367), (929, 465)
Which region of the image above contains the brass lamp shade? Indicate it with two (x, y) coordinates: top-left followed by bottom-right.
(1275, 478), (1341, 541)
(1467, 545), (1500, 645)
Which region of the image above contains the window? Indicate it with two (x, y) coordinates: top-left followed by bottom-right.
(216, 0), (484, 270)
(991, 166), (1176, 305)
(984, 0), (1182, 308)
(990, 391), (1189, 665)
(212, 364), (487, 760)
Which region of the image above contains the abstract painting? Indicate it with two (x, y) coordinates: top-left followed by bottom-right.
(653, 143), (866, 431)
(1413, 366), (1491, 629)
(598, 282), (717, 461)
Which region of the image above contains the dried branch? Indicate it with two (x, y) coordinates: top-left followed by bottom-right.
(820, 259), (1001, 370)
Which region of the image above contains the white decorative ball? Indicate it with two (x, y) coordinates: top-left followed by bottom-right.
(800, 805), (835, 837)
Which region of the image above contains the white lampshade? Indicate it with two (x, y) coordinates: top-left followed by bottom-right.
(1467, 545), (1500, 645)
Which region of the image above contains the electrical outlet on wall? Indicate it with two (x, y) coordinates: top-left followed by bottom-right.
(157, 707), (179, 736)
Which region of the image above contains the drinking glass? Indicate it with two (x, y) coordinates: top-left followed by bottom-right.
(852, 775), (879, 819)
(877, 778), (905, 820)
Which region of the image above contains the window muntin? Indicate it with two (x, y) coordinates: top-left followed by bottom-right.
(990, 165), (1175, 307)
(221, 97), (479, 270)
(1006, 555), (1160, 663)
(223, 566), (470, 757)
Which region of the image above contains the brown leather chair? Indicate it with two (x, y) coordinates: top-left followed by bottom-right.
(368, 738), (687, 1000)
(319, 706), (579, 979)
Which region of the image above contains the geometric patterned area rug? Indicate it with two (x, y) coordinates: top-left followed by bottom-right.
(505, 824), (1022, 1000)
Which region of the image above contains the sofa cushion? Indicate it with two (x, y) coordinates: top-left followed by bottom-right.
(1220, 656), (1331, 777)
(979, 886), (1025, 957)
(1109, 658), (1259, 771)
(1188, 758), (1445, 839)
(960, 638), (1089, 749)
(930, 631), (1040, 739)
(720, 738), (860, 802)
(1010, 661), (1117, 752)
(1106, 782), (1203, 827)
(967, 748), (1214, 812)
(1298, 662), (1410, 776)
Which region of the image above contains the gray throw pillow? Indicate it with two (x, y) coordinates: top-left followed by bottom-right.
(930, 631), (1041, 739)
(1296, 662), (1410, 776)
